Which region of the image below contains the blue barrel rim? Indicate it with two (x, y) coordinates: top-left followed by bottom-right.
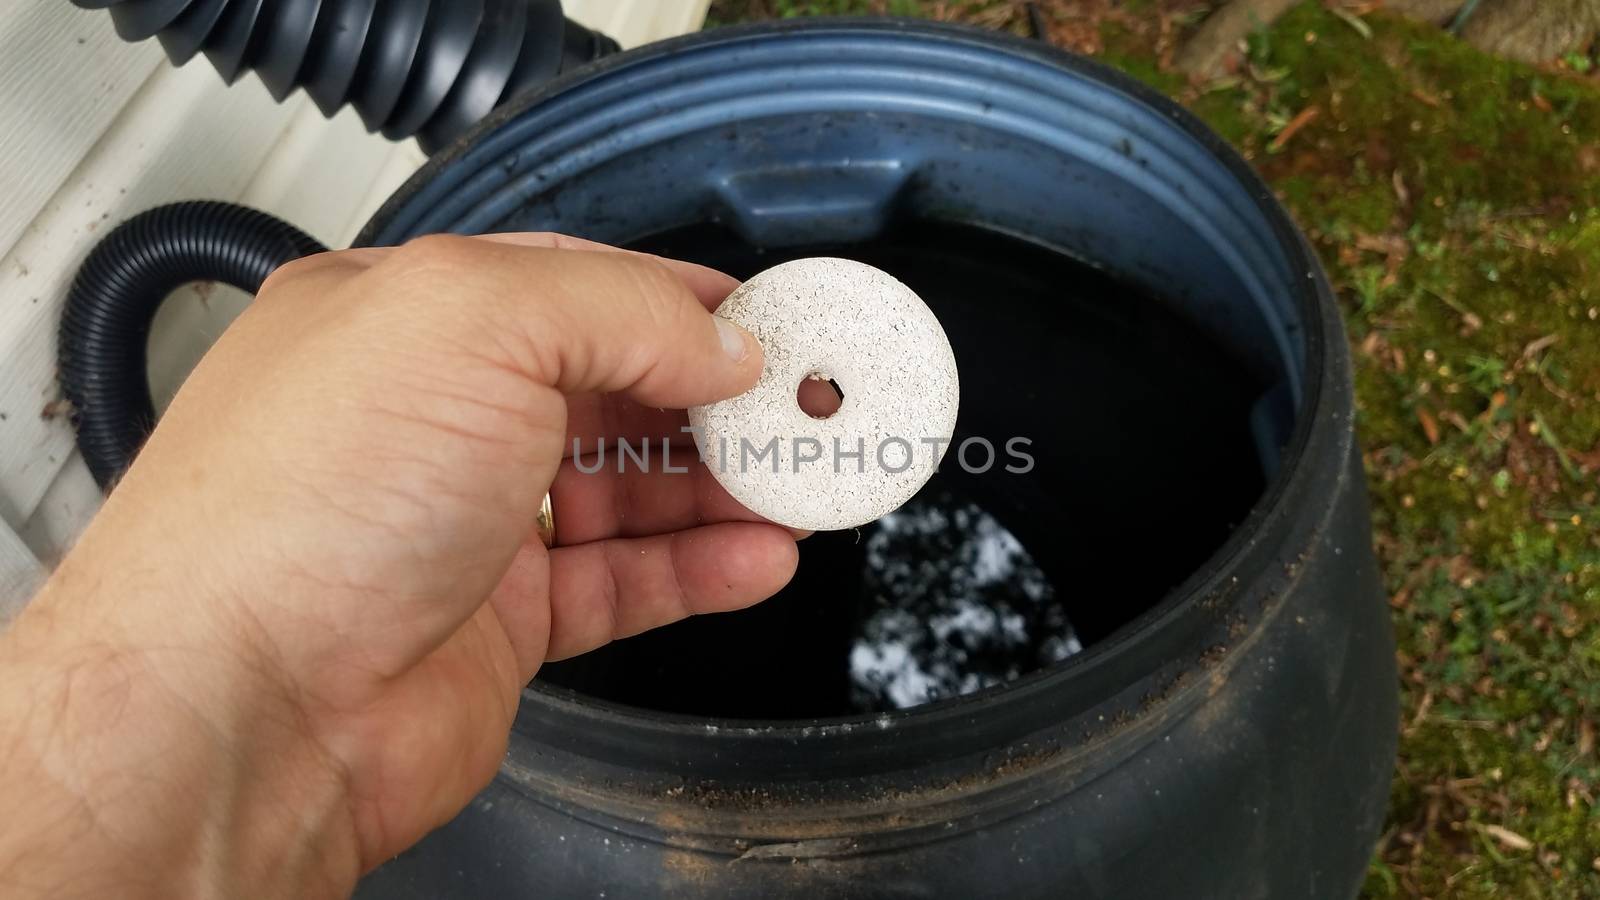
(358, 17), (1351, 758)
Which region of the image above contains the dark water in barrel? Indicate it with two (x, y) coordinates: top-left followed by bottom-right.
(536, 221), (1268, 718)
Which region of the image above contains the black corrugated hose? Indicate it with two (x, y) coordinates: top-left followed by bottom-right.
(59, 202), (328, 489)
(60, 1), (619, 484)
(70, 0), (619, 153)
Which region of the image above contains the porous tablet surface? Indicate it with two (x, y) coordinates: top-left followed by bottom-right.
(689, 258), (960, 531)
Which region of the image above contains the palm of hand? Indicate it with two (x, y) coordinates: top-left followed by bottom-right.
(54, 235), (797, 876)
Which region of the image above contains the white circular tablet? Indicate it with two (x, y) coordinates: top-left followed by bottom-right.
(689, 258), (960, 531)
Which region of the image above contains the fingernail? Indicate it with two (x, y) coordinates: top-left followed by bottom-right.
(714, 315), (750, 362)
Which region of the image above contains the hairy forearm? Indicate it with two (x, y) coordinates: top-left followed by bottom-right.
(0, 584), (360, 898)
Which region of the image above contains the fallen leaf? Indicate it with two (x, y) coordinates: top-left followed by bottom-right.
(1270, 106), (1321, 152)
(1409, 88), (1442, 108)
(1407, 689), (1433, 731)
(1416, 407), (1441, 445)
(1330, 7), (1373, 39)
(1355, 232), (1409, 257)
(1523, 334), (1560, 359)
(1482, 824), (1533, 852)
(39, 398), (72, 421)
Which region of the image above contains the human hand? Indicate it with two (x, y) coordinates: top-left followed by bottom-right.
(0, 233), (799, 897)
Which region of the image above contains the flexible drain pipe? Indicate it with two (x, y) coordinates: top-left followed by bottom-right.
(69, 0), (619, 152)
(59, 202), (328, 488)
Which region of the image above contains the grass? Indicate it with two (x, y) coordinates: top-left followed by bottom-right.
(710, 1), (1600, 895)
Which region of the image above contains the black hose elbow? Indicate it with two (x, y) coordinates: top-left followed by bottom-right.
(70, 0), (619, 153)
(59, 202), (327, 489)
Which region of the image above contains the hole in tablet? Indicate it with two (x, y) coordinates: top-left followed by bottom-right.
(798, 374), (844, 419)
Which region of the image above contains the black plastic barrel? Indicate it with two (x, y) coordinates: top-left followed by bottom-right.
(356, 19), (1397, 899)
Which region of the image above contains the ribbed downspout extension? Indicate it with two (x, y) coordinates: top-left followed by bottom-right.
(68, 0), (620, 154)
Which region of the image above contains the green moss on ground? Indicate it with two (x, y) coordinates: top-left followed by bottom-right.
(1247, 8), (1600, 895)
(712, 1), (1600, 894)
(706, 0), (928, 25)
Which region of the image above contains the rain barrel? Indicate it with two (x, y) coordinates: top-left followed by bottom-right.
(355, 18), (1398, 899)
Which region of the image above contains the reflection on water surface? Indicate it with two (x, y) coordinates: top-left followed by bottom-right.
(849, 491), (1081, 712)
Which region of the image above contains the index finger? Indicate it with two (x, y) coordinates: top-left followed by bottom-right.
(264, 232), (741, 313)
(471, 232), (739, 310)
(363, 234), (763, 409)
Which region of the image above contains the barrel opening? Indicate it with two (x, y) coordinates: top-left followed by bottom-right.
(540, 214), (1284, 719)
(371, 28), (1315, 722)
